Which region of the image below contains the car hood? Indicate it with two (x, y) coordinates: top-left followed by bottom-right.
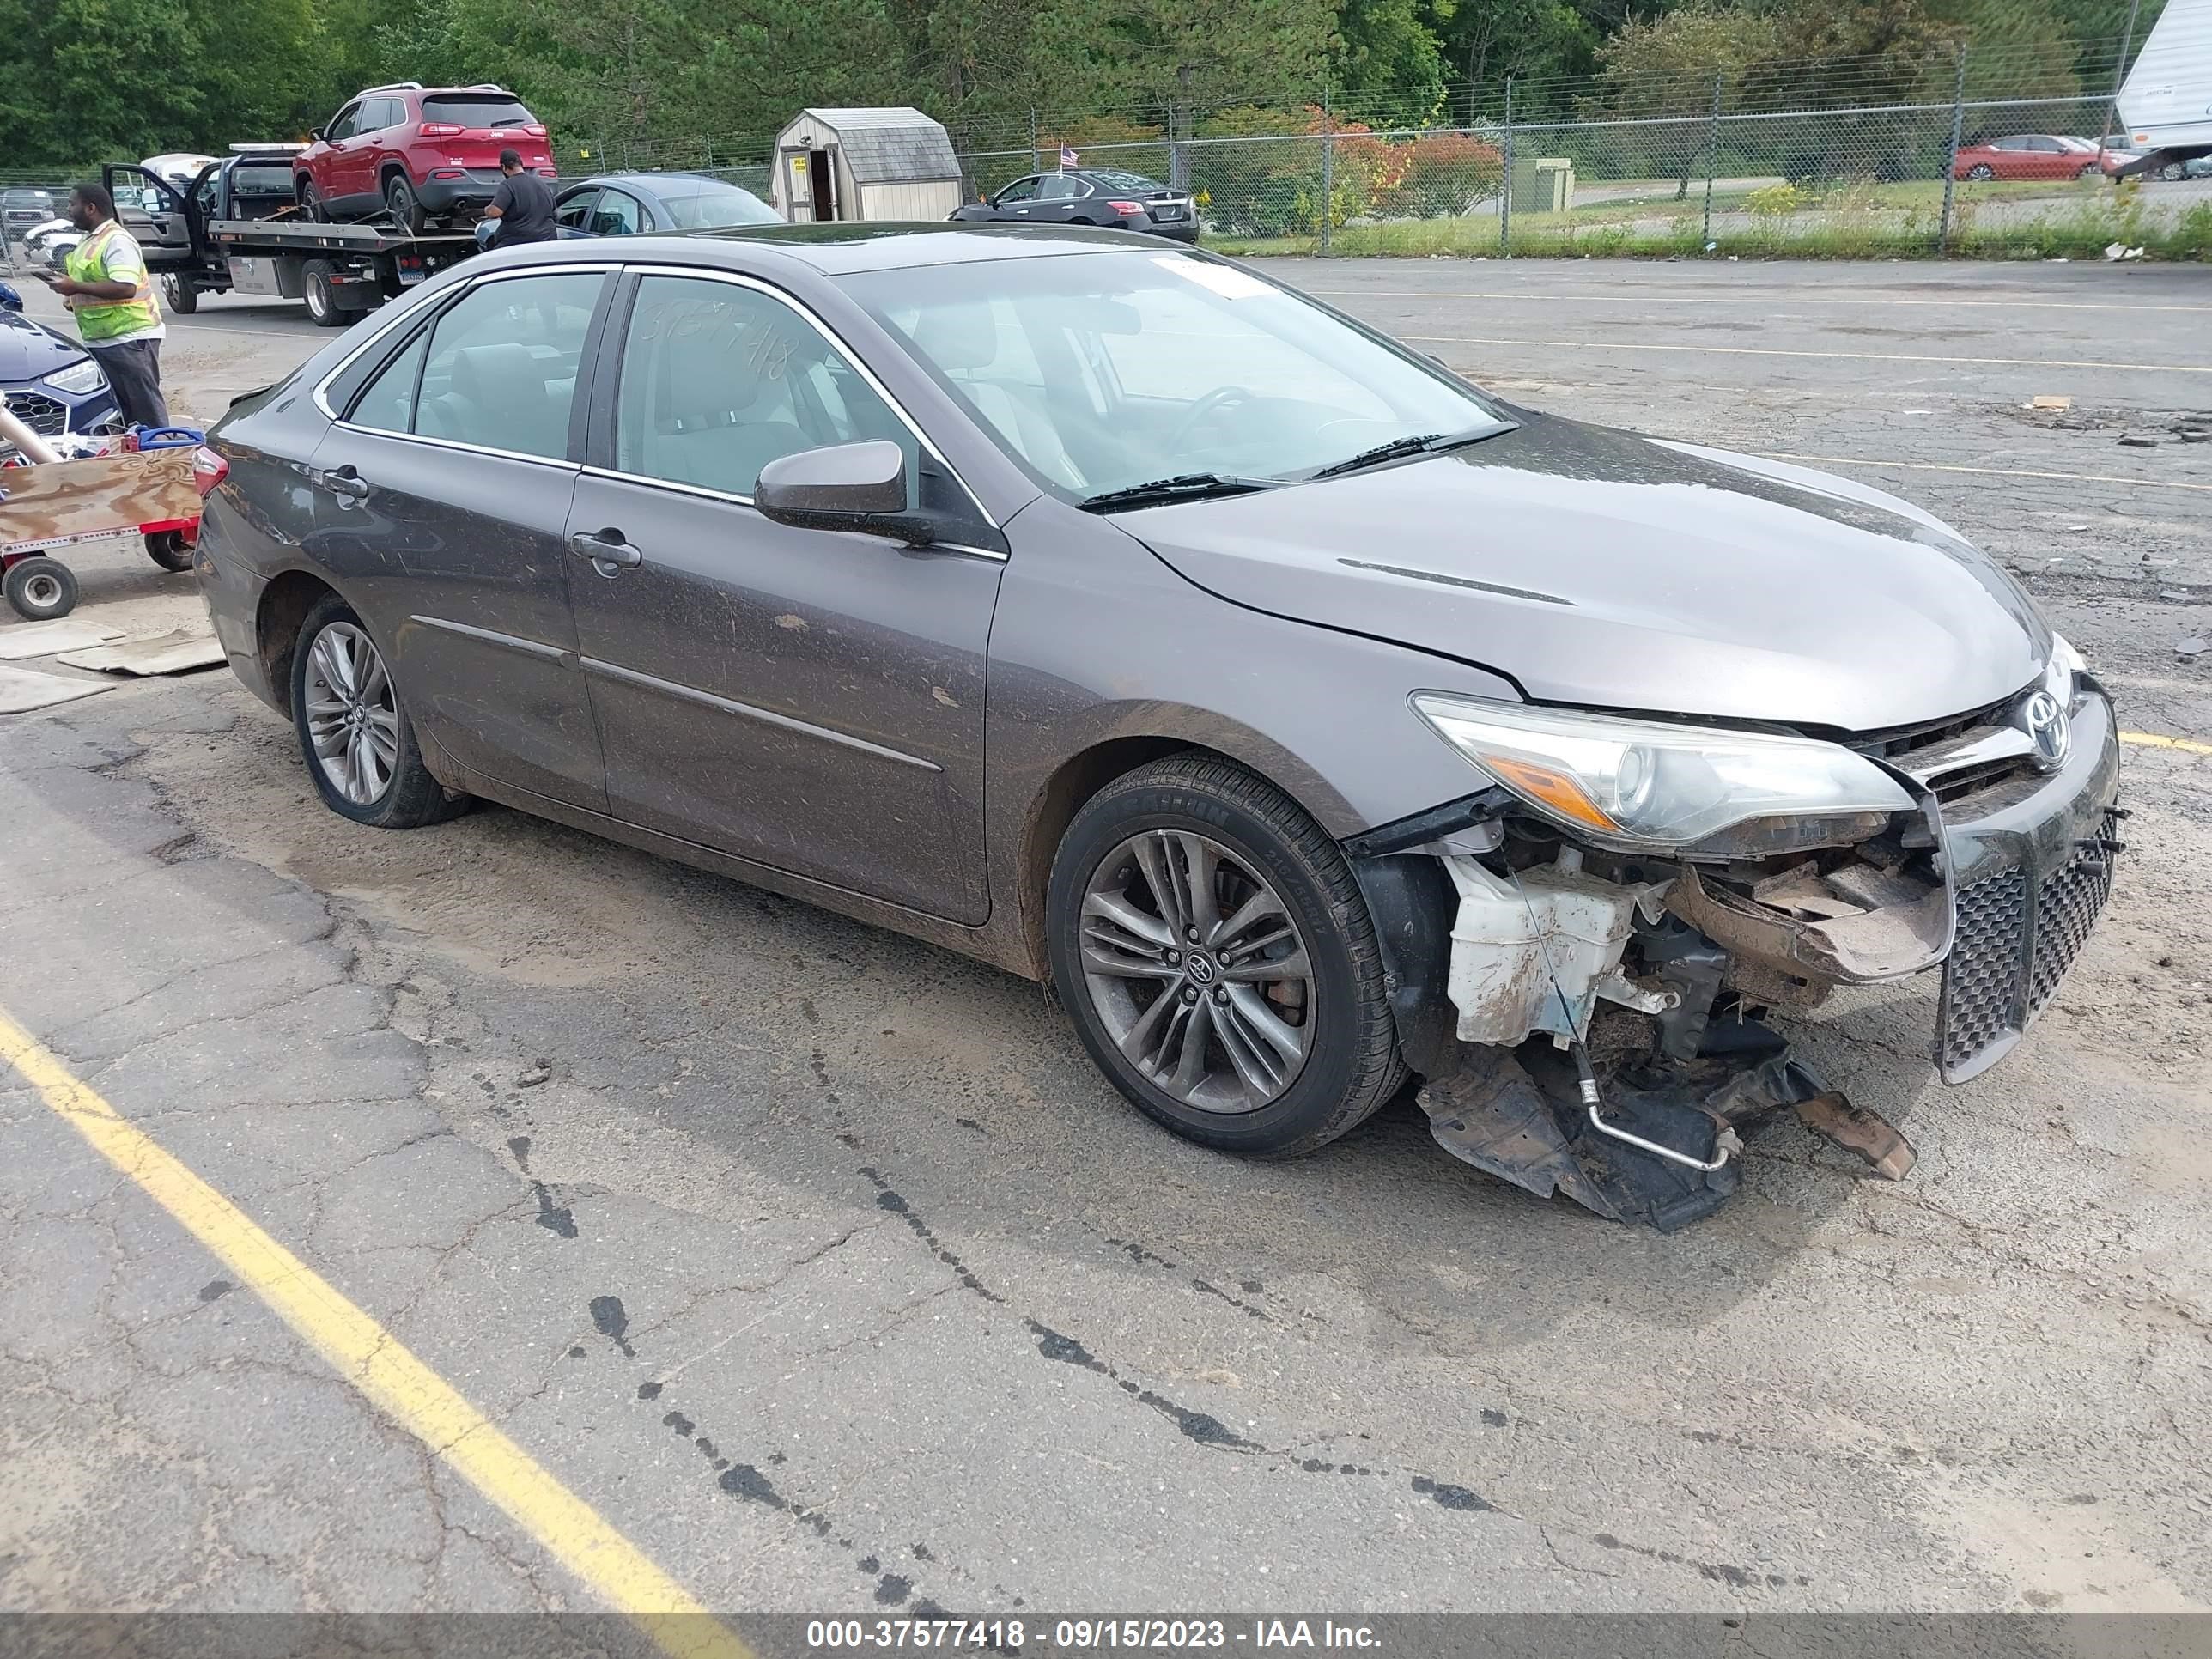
(1121, 409), (2048, 732)
(0, 309), (88, 385)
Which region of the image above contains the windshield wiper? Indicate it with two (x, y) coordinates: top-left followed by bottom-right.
(1076, 473), (1282, 512)
(1305, 427), (1504, 481)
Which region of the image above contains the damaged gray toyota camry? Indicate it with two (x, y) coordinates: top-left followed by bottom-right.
(195, 225), (2122, 1229)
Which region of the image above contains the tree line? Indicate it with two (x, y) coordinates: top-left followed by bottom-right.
(0, 0), (2155, 171)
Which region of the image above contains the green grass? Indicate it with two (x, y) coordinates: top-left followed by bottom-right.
(1203, 189), (2212, 261)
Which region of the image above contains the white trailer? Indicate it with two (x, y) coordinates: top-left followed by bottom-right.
(2116, 0), (2212, 175)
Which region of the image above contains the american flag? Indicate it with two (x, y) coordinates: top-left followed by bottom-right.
(1059, 145), (1079, 168)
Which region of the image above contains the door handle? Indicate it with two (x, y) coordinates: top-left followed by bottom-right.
(318, 465), (369, 501)
(568, 530), (643, 570)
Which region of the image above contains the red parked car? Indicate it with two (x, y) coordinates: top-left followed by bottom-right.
(295, 82), (556, 231)
(1951, 134), (2110, 181)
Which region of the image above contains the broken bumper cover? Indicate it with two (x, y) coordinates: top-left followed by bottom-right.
(1934, 687), (2122, 1080)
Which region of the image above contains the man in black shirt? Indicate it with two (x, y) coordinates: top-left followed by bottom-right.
(483, 149), (558, 245)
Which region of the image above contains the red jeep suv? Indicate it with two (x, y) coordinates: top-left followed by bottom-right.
(296, 82), (556, 231)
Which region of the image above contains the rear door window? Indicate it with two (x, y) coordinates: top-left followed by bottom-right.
(356, 272), (605, 458)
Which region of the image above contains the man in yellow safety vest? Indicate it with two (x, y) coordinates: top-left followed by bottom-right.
(46, 181), (170, 428)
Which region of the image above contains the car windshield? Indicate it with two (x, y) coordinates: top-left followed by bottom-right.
(422, 94), (536, 129)
(653, 183), (780, 229)
(839, 249), (1510, 499)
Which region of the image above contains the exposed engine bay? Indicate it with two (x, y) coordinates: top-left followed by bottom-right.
(1346, 679), (2124, 1231)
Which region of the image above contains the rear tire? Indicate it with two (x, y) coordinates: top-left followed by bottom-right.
(2158, 161), (2186, 182)
(3, 556), (77, 621)
(289, 594), (468, 829)
(385, 173), (427, 235)
(301, 258), (345, 327)
(1047, 755), (1405, 1158)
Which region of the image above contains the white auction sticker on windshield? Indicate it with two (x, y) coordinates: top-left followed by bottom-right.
(1154, 256), (1273, 300)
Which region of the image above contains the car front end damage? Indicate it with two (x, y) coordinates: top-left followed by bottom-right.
(1347, 644), (2122, 1230)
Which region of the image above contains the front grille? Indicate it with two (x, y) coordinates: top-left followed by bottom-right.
(1851, 695), (2014, 760)
(1937, 806), (2120, 1078)
(2, 391), (68, 437)
(2027, 836), (2113, 1017)
(1942, 868), (2027, 1073)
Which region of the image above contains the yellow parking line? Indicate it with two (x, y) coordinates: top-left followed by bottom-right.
(1411, 334), (2212, 374)
(2121, 730), (2212, 756)
(0, 1006), (750, 1659)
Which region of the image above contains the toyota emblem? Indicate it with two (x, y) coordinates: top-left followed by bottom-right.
(2021, 690), (2070, 771)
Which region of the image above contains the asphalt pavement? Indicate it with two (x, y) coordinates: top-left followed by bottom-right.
(2, 258), (2209, 1630)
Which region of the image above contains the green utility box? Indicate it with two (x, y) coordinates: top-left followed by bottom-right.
(1510, 158), (1574, 213)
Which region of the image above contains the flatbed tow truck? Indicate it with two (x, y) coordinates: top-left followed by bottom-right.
(104, 149), (477, 326)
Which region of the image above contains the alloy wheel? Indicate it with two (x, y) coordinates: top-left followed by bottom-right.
(1078, 830), (1315, 1115)
(303, 621), (398, 805)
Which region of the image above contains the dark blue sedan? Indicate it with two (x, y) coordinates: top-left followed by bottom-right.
(0, 283), (122, 458)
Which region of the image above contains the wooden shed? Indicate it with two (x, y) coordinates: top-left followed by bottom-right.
(771, 107), (963, 223)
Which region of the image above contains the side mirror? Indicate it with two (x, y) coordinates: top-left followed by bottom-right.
(754, 441), (937, 545)
(309, 129), (325, 143)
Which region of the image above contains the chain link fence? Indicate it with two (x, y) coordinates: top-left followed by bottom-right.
(957, 88), (2203, 259)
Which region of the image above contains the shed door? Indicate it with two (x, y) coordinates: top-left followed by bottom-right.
(807, 148), (837, 220)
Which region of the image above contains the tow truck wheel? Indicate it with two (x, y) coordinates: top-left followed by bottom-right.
(161, 273), (198, 314)
(3, 556), (79, 622)
(384, 173), (428, 235)
(301, 259), (346, 328)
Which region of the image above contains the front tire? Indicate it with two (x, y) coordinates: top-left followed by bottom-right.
(290, 595), (467, 829)
(1047, 755), (1404, 1158)
(161, 273), (198, 313)
(2158, 161), (2186, 182)
(1965, 163), (1995, 181)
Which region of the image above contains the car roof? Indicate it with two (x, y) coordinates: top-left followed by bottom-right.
(475, 222), (1153, 276)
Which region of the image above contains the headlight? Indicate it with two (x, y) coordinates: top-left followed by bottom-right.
(2044, 633), (2085, 708)
(1411, 692), (1915, 853)
(42, 359), (106, 396)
